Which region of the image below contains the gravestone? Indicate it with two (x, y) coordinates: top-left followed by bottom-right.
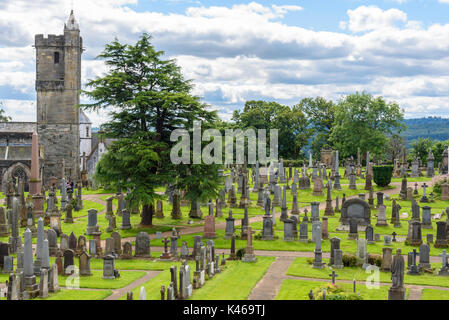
(356, 238), (368, 268)
(422, 206), (432, 229)
(121, 209), (132, 230)
(365, 225), (374, 244)
(0, 207), (9, 237)
(283, 219), (294, 241)
(310, 202), (320, 223)
(348, 219), (358, 240)
(69, 232), (77, 251)
(122, 242), (133, 259)
(262, 214), (274, 240)
(103, 255), (119, 279)
(89, 239), (97, 256)
(312, 225), (324, 269)
(438, 250), (449, 276)
(79, 251), (92, 276)
(329, 237), (340, 266)
(60, 233), (69, 251)
(381, 247), (393, 271)
(376, 192), (384, 209)
(63, 249), (75, 276)
(134, 232), (151, 258)
(435, 221), (448, 248)
(299, 222), (308, 243)
(39, 269), (49, 298)
(203, 215), (217, 239)
(419, 243), (431, 269)
(77, 235), (87, 254)
(86, 209), (98, 235)
(224, 209), (235, 240)
(47, 229), (58, 257)
(111, 232), (122, 255)
(333, 249), (344, 269)
(408, 221), (423, 246)
(340, 198), (371, 228)
(321, 217), (329, 240)
(48, 264), (59, 293)
(376, 205), (388, 226)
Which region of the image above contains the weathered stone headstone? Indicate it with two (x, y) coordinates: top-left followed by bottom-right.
(381, 247), (393, 271)
(79, 251), (92, 276)
(134, 232), (151, 258)
(63, 249), (75, 276)
(86, 209), (98, 235)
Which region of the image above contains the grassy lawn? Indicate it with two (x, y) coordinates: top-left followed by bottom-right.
(119, 256), (275, 300)
(275, 279), (393, 300)
(286, 257), (449, 288)
(119, 260), (196, 300)
(59, 270), (146, 289)
(421, 288), (449, 300)
(36, 289), (113, 300)
(191, 256), (275, 300)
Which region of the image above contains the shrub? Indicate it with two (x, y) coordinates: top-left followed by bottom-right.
(373, 165), (393, 187)
(368, 254), (382, 267)
(283, 160), (304, 168)
(342, 253), (357, 267)
(311, 283), (363, 300)
(432, 177), (447, 196)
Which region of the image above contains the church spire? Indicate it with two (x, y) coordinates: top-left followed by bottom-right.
(65, 10), (79, 31)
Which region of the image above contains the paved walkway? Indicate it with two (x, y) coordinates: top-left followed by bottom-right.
(248, 256), (295, 300)
(104, 270), (161, 300)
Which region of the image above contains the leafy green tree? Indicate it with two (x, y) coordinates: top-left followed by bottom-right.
(232, 100), (310, 160)
(81, 33), (222, 226)
(329, 92), (405, 159)
(295, 97), (336, 160)
(0, 102), (12, 122)
(410, 137), (433, 163)
(432, 139), (449, 166)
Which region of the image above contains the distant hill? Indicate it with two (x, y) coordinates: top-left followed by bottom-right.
(403, 117), (449, 146)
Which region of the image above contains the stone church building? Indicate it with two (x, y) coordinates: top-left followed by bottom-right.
(0, 11), (101, 191)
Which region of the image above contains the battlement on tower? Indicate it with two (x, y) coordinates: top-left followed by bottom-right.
(34, 34), (65, 47)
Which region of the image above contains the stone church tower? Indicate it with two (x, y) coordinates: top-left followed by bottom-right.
(35, 11), (82, 185)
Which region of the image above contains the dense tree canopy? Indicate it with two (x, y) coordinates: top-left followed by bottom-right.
(295, 97), (336, 160)
(232, 100), (310, 160)
(329, 92), (405, 159)
(81, 33), (223, 226)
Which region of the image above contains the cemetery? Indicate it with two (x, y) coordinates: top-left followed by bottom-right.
(2, 149), (449, 301)
(2, 3), (449, 305)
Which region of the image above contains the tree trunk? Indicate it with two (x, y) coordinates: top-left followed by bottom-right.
(139, 203), (154, 227)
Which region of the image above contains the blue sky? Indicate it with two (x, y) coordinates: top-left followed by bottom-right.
(0, 0), (449, 126)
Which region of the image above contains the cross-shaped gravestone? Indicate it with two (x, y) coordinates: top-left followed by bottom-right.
(392, 232), (397, 242)
(162, 237), (170, 254)
(439, 250), (449, 268)
(247, 226), (255, 248)
(329, 270), (338, 284)
(422, 183), (428, 196)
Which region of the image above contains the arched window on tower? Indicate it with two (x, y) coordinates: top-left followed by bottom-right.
(54, 52), (60, 64)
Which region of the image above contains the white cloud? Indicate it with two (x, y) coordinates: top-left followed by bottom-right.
(343, 5), (407, 33)
(0, 2), (449, 125)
